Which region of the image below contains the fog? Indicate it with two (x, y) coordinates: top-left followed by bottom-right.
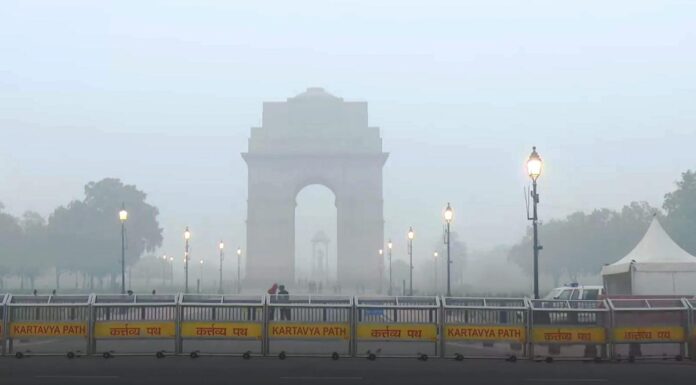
(1, 0), (695, 294)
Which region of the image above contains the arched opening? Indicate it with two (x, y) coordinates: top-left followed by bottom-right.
(295, 184), (337, 290)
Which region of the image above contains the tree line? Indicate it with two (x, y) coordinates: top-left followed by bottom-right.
(508, 170), (696, 286)
(0, 178), (162, 290)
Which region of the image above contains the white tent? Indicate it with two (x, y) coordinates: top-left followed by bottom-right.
(601, 217), (696, 295)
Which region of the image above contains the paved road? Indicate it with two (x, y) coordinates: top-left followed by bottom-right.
(0, 356), (694, 385)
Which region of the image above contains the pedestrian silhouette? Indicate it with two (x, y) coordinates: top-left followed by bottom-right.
(267, 283), (278, 320)
(278, 284), (290, 320)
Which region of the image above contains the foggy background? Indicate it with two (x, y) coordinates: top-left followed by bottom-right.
(1, 0), (695, 294)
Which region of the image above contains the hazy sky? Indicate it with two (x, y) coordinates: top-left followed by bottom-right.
(1, 0), (695, 275)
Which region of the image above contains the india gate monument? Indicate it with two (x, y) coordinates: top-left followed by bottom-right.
(242, 88), (388, 290)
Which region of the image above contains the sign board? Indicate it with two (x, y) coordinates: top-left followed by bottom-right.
(357, 323), (437, 341)
(445, 325), (526, 343)
(269, 323), (350, 339)
(10, 322), (88, 337)
(531, 327), (606, 344)
(181, 322), (262, 339)
(612, 326), (685, 343)
(94, 322), (176, 338)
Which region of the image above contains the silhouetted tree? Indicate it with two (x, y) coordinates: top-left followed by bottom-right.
(508, 202), (654, 286)
(46, 178), (163, 288)
(663, 170), (696, 255)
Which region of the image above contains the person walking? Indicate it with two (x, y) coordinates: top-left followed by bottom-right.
(267, 283), (278, 320)
(278, 284), (290, 320)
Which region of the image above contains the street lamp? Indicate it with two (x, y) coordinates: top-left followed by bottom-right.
(433, 251), (438, 294)
(169, 256), (174, 285)
(184, 227), (191, 293)
(443, 202), (453, 297)
(119, 204), (128, 295)
(218, 241), (225, 294)
(378, 249), (384, 294)
(407, 227), (414, 296)
(236, 247), (242, 294)
(387, 239), (393, 295)
(162, 254), (167, 285)
(526, 146), (543, 299)
(198, 259), (204, 293)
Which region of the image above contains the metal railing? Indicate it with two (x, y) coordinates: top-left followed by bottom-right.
(528, 299), (609, 361)
(607, 298), (689, 361)
(266, 295), (353, 357)
(0, 293), (695, 360)
(0, 294), (7, 356)
(179, 294), (265, 356)
(6, 294), (93, 357)
(91, 294), (179, 357)
(442, 297), (528, 359)
(355, 296), (440, 358)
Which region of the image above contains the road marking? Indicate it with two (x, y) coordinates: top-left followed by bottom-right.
(280, 376), (363, 381)
(36, 376), (120, 379)
(525, 378), (609, 383)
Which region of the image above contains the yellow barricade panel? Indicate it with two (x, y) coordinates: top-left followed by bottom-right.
(269, 323), (350, 340)
(94, 322), (176, 338)
(612, 326), (685, 343)
(181, 322), (263, 339)
(357, 323), (437, 341)
(531, 327), (606, 344)
(10, 322), (88, 337)
(445, 325), (526, 343)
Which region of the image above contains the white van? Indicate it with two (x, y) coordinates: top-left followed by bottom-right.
(544, 284), (605, 301)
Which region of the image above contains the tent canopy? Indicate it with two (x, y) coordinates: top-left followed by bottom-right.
(601, 217), (696, 276)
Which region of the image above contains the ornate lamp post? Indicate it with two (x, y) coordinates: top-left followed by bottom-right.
(526, 146), (543, 299)
(407, 227), (414, 296)
(443, 202), (453, 297)
(387, 239), (393, 295)
(218, 241), (225, 294)
(236, 247), (242, 294)
(378, 249), (384, 294)
(184, 227), (191, 293)
(433, 251), (439, 294)
(119, 204), (128, 295)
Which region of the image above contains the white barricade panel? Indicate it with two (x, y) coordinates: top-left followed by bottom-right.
(7, 294), (92, 356)
(607, 298), (688, 361)
(355, 296), (439, 358)
(443, 298), (528, 359)
(0, 293), (7, 355)
(179, 294), (265, 355)
(267, 295), (352, 357)
(529, 299), (609, 360)
(92, 294), (178, 355)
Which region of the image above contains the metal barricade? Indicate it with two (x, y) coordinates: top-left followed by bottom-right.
(7, 294), (92, 357)
(607, 298), (689, 361)
(266, 295), (352, 358)
(0, 293), (7, 356)
(355, 296), (439, 359)
(442, 297), (528, 360)
(529, 299), (609, 361)
(92, 294), (178, 357)
(178, 294), (265, 357)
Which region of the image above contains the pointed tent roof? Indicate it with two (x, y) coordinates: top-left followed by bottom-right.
(601, 217), (696, 275)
